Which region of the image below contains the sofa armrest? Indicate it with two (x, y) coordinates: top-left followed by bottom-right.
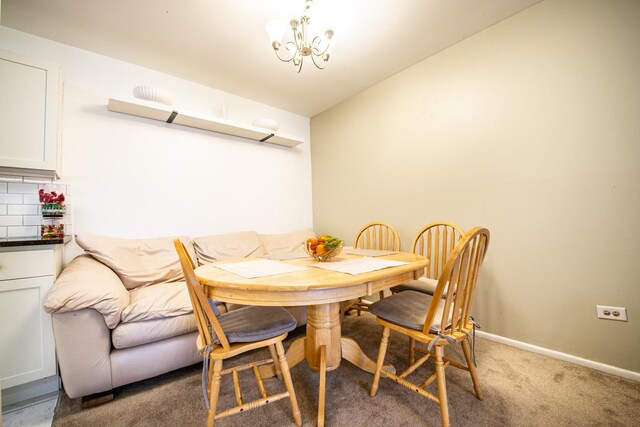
(52, 309), (113, 398)
(44, 254), (129, 329)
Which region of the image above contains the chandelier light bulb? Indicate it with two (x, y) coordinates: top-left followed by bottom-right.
(265, 20), (285, 46)
(325, 29), (334, 41)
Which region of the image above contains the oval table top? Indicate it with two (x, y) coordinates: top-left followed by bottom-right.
(195, 252), (428, 306)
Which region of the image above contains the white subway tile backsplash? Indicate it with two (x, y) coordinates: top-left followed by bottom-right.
(8, 204), (38, 215)
(0, 176), (72, 239)
(0, 216), (22, 226)
(0, 194), (23, 204)
(23, 215), (43, 226)
(8, 183), (38, 194)
(23, 194), (40, 204)
(8, 226), (39, 238)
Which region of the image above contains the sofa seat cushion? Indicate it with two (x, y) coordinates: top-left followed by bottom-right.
(112, 314), (197, 349)
(76, 233), (196, 290)
(194, 231), (265, 265)
(121, 281), (193, 323)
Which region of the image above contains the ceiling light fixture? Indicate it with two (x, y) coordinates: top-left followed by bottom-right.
(265, 0), (335, 73)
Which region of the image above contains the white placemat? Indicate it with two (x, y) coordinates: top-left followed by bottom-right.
(310, 257), (408, 275)
(213, 259), (307, 279)
(342, 247), (399, 257)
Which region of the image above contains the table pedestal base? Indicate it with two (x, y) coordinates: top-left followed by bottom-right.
(281, 302), (395, 426)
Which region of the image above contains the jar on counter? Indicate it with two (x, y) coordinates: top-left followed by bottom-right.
(41, 217), (64, 239)
(39, 184), (66, 216)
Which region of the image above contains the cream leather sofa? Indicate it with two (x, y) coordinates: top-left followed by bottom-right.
(44, 229), (314, 400)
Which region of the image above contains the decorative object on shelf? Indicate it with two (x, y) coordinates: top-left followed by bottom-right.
(252, 118), (279, 132)
(41, 217), (64, 239)
(39, 185), (66, 215)
(132, 85), (172, 106)
(305, 235), (343, 261)
(212, 103), (229, 119)
(265, 0), (335, 72)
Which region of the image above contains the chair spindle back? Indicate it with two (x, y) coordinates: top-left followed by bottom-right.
(412, 222), (465, 280)
(353, 222), (401, 251)
(174, 239), (230, 350)
(424, 227), (490, 336)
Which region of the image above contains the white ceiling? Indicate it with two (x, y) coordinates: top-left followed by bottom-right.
(1, 0), (541, 117)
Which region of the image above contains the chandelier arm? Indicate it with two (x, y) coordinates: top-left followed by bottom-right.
(311, 53), (328, 70)
(274, 41), (298, 63)
(311, 35), (330, 56)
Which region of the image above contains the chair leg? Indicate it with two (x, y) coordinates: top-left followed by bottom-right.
(268, 344), (283, 380)
(370, 326), (390, 397)
(379, 290), (385, 300)
(357, 298), (362, 316)
(318, 345), (327, 427)
(461, 339), (483, 400)
(434, 346), (450, 427)
(207, 359), (223, 427)
(409, 337), (416, 365)
(275, 341), (302, 427)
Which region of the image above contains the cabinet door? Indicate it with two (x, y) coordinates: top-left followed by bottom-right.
(0, 49), (60, 172)
(0, 276), (56, 388)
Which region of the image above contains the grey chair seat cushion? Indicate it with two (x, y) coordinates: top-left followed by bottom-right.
(391, 277), (439, 295)
(213, 305), (297, 345)
(370, 290), (450, 332)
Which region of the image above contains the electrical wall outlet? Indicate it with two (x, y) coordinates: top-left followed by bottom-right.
(596, 305), (628, 321)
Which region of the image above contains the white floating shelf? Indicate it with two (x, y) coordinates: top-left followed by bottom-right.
(107, 98), (304, 148)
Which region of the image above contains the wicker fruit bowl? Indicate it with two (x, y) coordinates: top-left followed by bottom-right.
(305, 235), (343, 262)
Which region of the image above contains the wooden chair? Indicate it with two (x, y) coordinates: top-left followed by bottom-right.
(390, 222), (466, 364)
(173, 240), (302, 427)
(349, 221), (401, 314)
(391, 221), (465, 296)
(368, 227), (490, 427)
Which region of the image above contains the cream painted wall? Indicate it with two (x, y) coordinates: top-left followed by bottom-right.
(311, 0), (640, 372)
(0, 27), (313, 258)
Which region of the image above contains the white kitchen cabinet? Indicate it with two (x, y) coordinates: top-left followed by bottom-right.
(0, 49), (60, 176)
(0, 245), (63, 390)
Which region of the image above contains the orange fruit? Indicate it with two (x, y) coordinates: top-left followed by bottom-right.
(316, 244), (326, 255)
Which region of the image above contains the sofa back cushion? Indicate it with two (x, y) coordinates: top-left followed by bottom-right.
(193, 231), (265, 265)
(260, 228), (315, 255)
(121, 281), (193, 323)
(76, 233), (195, 290)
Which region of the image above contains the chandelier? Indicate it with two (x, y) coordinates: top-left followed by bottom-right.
(265, 0), (335, 72)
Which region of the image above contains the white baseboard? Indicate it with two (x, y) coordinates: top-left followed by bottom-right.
(476, 330), (640, 382)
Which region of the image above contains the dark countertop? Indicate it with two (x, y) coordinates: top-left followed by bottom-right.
(0, 235), (71, 248)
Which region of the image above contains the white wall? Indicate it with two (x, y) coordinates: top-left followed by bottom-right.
(0, 27), (313, 255)
(311, 0), (640, 372)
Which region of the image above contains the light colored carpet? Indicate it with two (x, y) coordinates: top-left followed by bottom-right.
(54, 313), (640, 426)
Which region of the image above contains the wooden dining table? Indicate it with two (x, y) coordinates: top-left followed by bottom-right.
(195, 251), (428, 426)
